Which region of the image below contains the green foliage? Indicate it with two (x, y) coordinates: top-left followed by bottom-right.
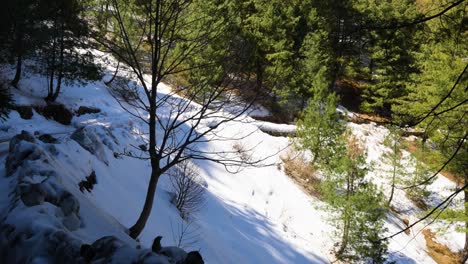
(319, 135), (388, 262)
(296, 89), (343, 166)
(297, 90), (388, 261)
(381, 127), (408, 207)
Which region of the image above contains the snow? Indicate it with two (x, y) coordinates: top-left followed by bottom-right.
(1, 52), (465, 263)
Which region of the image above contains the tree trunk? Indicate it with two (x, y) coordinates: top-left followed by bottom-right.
(11, 22), (24, 88)
(387, 162), (397, 207)
(255, 58), (263, 91)
(337, 216), (350, 258)
(463, 179), (468, 262)
(46, 36), (57, 101)
(129, 104), (160, 238)
(129, 168), (161, 238)
(11, 54), (22, 88)
(104, 61), (120, 86)
(50, 23), (65, 102)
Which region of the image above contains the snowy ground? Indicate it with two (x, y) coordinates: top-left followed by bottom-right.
(0, 53), (464, 263)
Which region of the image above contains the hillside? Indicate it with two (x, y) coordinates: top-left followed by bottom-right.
(0, 51), (465, 263)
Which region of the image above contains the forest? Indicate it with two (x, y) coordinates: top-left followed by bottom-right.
(0, 0), (467, 263)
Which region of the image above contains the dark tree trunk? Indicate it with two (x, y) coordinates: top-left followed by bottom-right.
(105, 61), (120, 86)
(46, 37), (57, 101)
(11, 25), (24, 88)
(129, 105), (160, 238)
(129, 168), (161, 238)
(338, 217), (350, 257)
(50, 23), (65, 102)
(463, 180), (468, 263)
(11, 54), (22, 88)
(255, 58), (263, 91)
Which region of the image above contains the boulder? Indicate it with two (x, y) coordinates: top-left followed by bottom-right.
(160, 246), (187, 263)
(71, 127), (109, 165)
(59, 191), (80, 216)
(76, 106), (101, 116)
(36, 104), (73, 125)
(62, 213), (81, 231)
(19, 183), (46, 206)
(38, 134), (58, 144)
(183, 251), (204, 264)
(12, 105), (33, 119)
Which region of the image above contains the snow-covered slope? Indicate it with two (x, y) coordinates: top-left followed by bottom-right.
(0, 54), (463, 263)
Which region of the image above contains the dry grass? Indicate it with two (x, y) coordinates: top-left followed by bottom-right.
(348, 113), (389, 124)
(422, 229), (462, 264)
(281, 150), (322, 198)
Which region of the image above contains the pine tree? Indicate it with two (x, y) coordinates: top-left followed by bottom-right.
(381, 127), (408, 207)
(35, 0), (101, 102)
(297, 89), (388, 261)
(296, 87), (343, 166)
(393, 0), (467, 256)
(320, 134), (388, 262)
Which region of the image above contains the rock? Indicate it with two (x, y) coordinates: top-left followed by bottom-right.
(46, 230), (82, 263)
(6, 131), (42, 176)
(183, 251), (204, 264)
(59, 191), (80, 216)
(9, 130), (35, 152)
(71, 127), (109, 165)
(62, 213), (81, 231)
(38, 134), (58, 144)
(90, 236), (126, 260)
(20, 183), (46, 206)
(76, 106), (101, 116)
(80, 244), (96, 262)
(160, 246), (187, 263)
(12, 105), (33, 119)
(36, 104), (73, 125)
(152, 236), (162, 253)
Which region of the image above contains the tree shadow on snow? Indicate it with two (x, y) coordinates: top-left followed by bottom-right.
(196, 190), (328, 263)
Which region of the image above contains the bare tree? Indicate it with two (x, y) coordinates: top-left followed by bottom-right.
(168, 160), (206, 218)
(93, 0), (268, 238)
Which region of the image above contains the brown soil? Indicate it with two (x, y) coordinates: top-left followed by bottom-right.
(422, 229), (462, 264)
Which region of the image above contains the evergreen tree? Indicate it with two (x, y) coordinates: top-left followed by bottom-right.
(296, 87), (343, 166)
(319, 134), (388, 262)
(381, 127), (407, 207)
(35, 0), (101, 102)
(393, 0), (467, 257)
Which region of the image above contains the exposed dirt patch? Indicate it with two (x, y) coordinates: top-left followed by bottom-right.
(280, 150), (321, 198)
(422, 229), (461, 264)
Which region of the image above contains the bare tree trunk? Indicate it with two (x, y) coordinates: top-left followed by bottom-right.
(11, 54), (22, 88)
(338, 170), (353, 258)
(255, 58), (262, 91)
(46, 33), (57, 101)
(11, 23), (23, 88)
(387, 164), (397, 207)
(463, 180), (468, 263)
(129, 168), (161, 238)
(129, 108), (160, 238)
(50, 23), (65, 102)
(338, 217), (350, 257)
(104, 61), (120, 85)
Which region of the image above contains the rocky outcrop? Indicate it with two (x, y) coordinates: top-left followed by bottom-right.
(76, 106), (101, 116)
(1, 130), (202, 264)
(71, 126), (118, 166)
(12, 105), (34, 119)
(35, 103), (73, 125)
